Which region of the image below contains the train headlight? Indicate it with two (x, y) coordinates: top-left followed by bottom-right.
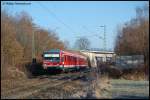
(43, 64), (47, 68)
(60, 65), (63, 67)
(43, 64), (47, 66)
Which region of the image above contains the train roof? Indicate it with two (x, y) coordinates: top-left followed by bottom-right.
(44, 49), (60, 53)
(62, 50), (88, 59)
(44, 49), (87, 59)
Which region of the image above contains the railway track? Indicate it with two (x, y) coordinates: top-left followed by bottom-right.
(35, 68), (91, 80)
(1, 68), (93, 99)
(1, 79), (50, 96)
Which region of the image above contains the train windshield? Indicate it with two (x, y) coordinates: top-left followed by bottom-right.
(43, 53), (60, 62)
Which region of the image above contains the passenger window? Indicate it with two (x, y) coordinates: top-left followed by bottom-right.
(62, 57), (64, 62)
(65, 56), (67, 61)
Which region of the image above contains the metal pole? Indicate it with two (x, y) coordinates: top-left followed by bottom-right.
(104, 25), (107, 63)
(100, 25), (106, 51)
(100, 25), (107, 62)
(104, 25), (106, 51)
(32, 28), (36, 63)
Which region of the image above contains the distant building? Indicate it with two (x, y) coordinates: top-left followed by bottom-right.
(80, 50), (116, 67)
(91, 50), (116, 63)
(80, 50), (144, 69)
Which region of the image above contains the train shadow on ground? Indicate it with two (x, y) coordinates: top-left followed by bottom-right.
(25, 62), (63, 78)
(25, 62), (92, 81)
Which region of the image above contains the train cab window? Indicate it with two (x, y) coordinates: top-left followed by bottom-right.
(43, 53), (60, 62)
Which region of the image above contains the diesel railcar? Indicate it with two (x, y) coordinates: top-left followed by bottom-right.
(42, 49), (89, 72)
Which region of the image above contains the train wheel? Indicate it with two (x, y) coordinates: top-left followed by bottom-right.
(64, 69), (69, 73)
(76, 67), (80, 72)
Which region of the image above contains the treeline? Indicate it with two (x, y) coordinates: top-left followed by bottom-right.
(1, 10), (66, 79)
(114, 3), (149, 67)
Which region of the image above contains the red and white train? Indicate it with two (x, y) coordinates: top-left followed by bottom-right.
(42, 49), (89, 72)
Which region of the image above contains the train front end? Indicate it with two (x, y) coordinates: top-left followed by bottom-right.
(42, 49), (64, 71)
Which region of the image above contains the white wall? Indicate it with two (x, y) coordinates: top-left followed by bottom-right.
(80, 51), (116, 67)
(80, 51), (97, 68)
(95, 53), (116, 62)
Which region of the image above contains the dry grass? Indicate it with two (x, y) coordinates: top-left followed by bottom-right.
(121, 66), (149, 81)
(122, 71), (148, 81)
(93, 74), (112, 99)
(99, 63), (122, 79)
(7, 67), (27, 79)
(1, 65), (28, 95)
(98, 63), (149, 81)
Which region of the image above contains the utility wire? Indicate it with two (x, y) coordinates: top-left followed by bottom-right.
(36, 2), (78, 35)
(82, 26), (104, 39)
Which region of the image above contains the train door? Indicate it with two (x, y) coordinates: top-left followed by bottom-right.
(74, 57), (77, 67)
(61, 55), (64, 66)
(64, 55), (67, 67)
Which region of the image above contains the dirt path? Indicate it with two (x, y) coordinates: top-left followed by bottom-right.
(110, 79), (149, 99)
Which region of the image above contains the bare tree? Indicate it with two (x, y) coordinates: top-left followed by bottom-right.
(74, 37), (90, 50)
(63, 40), (70, 49)
(1, 9), (66, 79)
(115, 3), (149, 66)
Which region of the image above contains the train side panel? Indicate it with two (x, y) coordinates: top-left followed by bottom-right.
(42, 49), (89, 72)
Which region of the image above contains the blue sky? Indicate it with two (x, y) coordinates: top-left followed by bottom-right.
(1, 1), (148, 51)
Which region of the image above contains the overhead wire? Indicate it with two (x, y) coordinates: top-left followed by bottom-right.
(36, 2), (79, 36)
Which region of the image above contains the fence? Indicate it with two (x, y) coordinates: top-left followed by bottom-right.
(115, 55), (144, 70)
